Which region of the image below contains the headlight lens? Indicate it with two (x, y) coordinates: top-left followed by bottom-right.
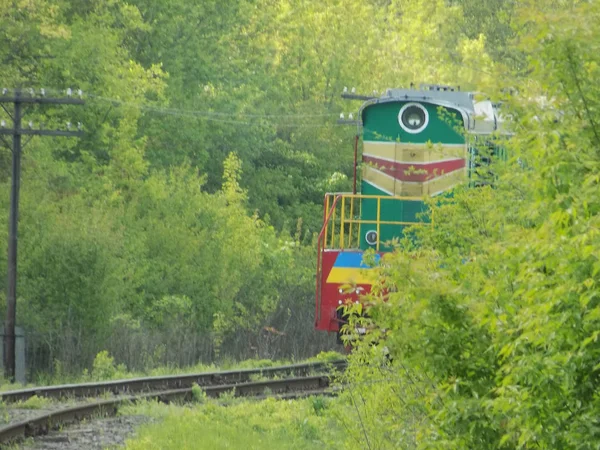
(398, 103), (429, 133)
(365, 230), (378, 245)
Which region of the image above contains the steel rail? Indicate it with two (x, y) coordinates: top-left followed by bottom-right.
(0, 359), (346, 403)
(0, 375), (338, 444)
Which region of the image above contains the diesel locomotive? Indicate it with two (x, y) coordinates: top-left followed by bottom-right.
(315, 84), (507, 339)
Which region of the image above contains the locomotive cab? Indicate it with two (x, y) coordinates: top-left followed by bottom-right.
(315, 85), (506, 337)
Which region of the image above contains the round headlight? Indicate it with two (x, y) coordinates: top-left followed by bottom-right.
(398, 103), (429, 134)
(365, 230), (378, 246)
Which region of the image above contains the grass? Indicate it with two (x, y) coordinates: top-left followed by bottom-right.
(14, 395), (52, 409)
(120, 396), (343, 450)
(307, 350), (347, 363)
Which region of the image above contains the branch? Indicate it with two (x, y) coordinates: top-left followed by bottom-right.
(0, 135), (11, 151)
(347, 385), (373, 450)
(565, 50), (600, 149)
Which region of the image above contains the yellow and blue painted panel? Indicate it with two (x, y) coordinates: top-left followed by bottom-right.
(326, 252), (380, 285)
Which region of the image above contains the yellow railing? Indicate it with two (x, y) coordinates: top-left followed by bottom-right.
(321, 193), (431, 251)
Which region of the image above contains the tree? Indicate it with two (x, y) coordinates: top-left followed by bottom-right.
(339, 1), (600, 448)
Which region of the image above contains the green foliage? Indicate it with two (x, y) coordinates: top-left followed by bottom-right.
(222, 152), (247, 205)
(17, 395), (51, 410)
(1, 0), (351, 378)
(122, 397), (341, 450)
(310, 396), (328, 416)
(4, 0), (595, 446)
(91, 351), (126, 381)
(310, 351), (346, 363)
(29, 357), (323, 387)
(234, 359), (278, 370)
(336, 2), (600, 449)
(191, 383), (206, 404)
(217, 387), (237, 404)
(0, 0), (549, 402)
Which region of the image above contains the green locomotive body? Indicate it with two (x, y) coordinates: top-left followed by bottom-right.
(316, 85), (507, 334)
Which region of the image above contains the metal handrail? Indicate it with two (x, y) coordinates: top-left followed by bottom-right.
(316, 192), (435, 327)
(315, 194), (343, 324)
(321, 193), (428, 252)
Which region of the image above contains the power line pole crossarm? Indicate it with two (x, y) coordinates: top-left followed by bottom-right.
(0, 88), (84, 382)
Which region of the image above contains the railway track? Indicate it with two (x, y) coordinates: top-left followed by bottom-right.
(0, 360), (345, 445)
(0, 359), (346, 403)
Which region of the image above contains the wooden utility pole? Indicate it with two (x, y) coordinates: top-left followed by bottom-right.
(0, 88), (84, 381)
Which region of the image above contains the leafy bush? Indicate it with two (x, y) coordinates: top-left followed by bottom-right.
(91, 351), (126, 381)
(191, 384), (206, 404)
(337, 2), (600, 448)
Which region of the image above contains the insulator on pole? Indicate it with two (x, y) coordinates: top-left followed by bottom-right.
(351, 87), (356, 94)
(349, 113), (353, 120)
(343, 86), (348, 93)
(40, 88), (46, 97)
(66, 88), (72, 97)
(340, 113), (345, 119)
(77, 122), (82, 131)
(77, 89), (83, 98)
(66, 122), (72, 130)
(1, 120), (5, 128)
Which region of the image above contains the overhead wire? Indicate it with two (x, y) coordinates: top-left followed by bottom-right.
(1, 88), (350, 128)
(86, 93), (344, 128)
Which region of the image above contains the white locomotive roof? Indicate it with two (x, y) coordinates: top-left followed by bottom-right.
(363, 87), (508, 135)
(382, 88), (476, 113)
